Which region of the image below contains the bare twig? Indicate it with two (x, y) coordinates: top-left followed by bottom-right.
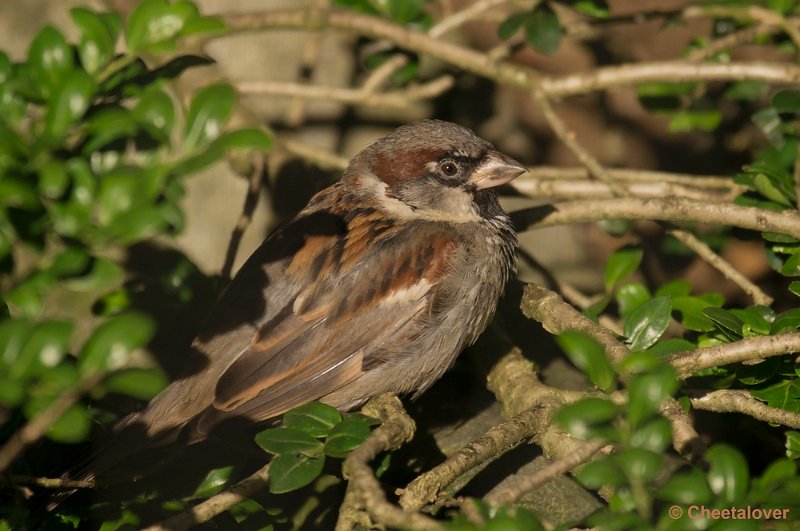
(514, 196), (800, 240)
(669, 333), (800, 379)
(141, 463), (271, 531)
(690, 389), (800, 429)
(483, 439), (607, 507)
(794, 143), (800, 211)
(336, 394), (441, 531)
(219, 154), (266, 281)
(399, 408), (544, 512)
(236, 75), (454, 109)
(0, 374), (103, 473)
(428, 0), (509, 38)
(667, 228), (773, 306)
(9, 475), (94, 489)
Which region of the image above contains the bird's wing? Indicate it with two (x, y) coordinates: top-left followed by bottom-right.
(195, 209), (457, 432)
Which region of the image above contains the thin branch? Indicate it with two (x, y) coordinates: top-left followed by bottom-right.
(9, 475), (94, 489)
(669, 333), (800, 379)
(236, 75), (454, 109)
(483, 439), (607, 507)
(514, 196), (800, 240)
(690, 389), (800, 429)
(0, 374), (103, 473)
(667, 228), (773, 306)
(141, 463), (271, 531)
(428, 0), (509, 38)
(336, 394), (441, 531)
(399, 408), (545, 512)
(219, 154), (266, 281)
(221, 9), (800, 98)
(280, 138), (349, 171)
(521, 283), (705, 459)
(513, 177), (739, 202)
(519, 166), (737, 188)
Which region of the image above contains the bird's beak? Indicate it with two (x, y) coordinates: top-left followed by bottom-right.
(468, 151), (528, 190)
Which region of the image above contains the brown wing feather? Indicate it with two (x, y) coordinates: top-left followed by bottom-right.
(201, 210), (457, 429)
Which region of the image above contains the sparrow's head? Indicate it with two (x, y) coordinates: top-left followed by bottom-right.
(346, 120), (527, 221)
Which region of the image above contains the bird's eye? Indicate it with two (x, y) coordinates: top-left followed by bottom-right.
(438, 160), (460, 177)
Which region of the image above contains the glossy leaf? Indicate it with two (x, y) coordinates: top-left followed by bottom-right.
(624, 296), (671, 351)
(27, 25), (73, 98)
(523, 5), (563, 55)
(498, 12), (526, 40)
(626, 366), (678, 428)
(576, 456), (627, 488)
(615, 283), (650, 320)
(614, 448), (662, 482)
(771, 308), (800, 334)
(555, 397), (618, 439)
(751, 380), (800, 413)
(629, 417), (672, 452)
(604, 247), (643, 292)
(133, 86), (175, 135)
(11, 320), (74, 379)
(283, 401), (342, 438)
(671, 295), (717, 332)
(556, 331), (617, 392)
(325, 417), (372, 458)
(0, 319), (32, 371)
(70, 7), (116, 74)
(255, 427), (324, 456)
(47, 404), (91, 443)
(38, 160), (69, 199)
(45, 70), (95, 140)
(657, 467), (712, 504)
(125, 0), (189, 53)
(268, 453), (325, 494)
(704, 307), (745, 338)
(645, 338), (695, 358)
(191, 466), (234, 499)
(104, 367), (168, 400)
(183, 83), (236, 150)
(655, 279), (692, 298)
(707, 444), (749, 503)
(79, 313), (155, 375)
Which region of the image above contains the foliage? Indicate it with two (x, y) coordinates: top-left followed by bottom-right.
(0, 0), (269, 528)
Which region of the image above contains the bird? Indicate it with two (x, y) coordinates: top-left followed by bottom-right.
(70, 119), (527, 488)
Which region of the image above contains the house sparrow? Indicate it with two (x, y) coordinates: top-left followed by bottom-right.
(81, 119), (527, 482)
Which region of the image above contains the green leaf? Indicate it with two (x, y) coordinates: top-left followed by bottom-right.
(133, 86), (175, 135)
(325, 417), (372, 458)
(125, 0), (191, 53)
(576, 456), (627, 488)
(387, 0), (426, 23)
(268, 453), (325, 494)
(772, 90), (800, 112)
(786, 431), (800, 459)
(751, 380), (800, 413)
(624, 296), (671, 351)
(183, 83), (236, 150)
(604, 246), (643, 292)
(655, 279), (692, 298)
(191, 466), (234, 499)
(211, 128), (273, 151)
(668, 109), (723, 133)
(615, 283), (650, 320)
(104, 367), (168, 400)
(629, 417), (672, 452)
(672, 295), (718, 332)
(498, 12), (526, 40)
(657, 467), (712, 504)
(704, 307), (745, 338)
(626, 365), (678, 428)
(523, 5), (564, 55)
(771, 308), (800, 334)
(10, 320), (74, 379)
(255, 427), (324, 456)
(38, 160), (70, 199)
(45, 70), (95, 140)
(283, 401), (342, 438)
(70, 7), (116, 75)
(789, 281), (800, 297)
(556, 331), (617, 392)
(756, 459), (796, 493)
(572, 0), (610, 18)
(0, 318), (32, 372)
(79, 313), (155, 375)
(736, 357), (780, 386)
(614, 448), (662, 482)
(555, 397), (618, 440)
(47, 404), (91, 443)
(96, 167), (149, 225)
(753, 173), (794, 207)
(645, 338), (695, 358)
(64, 257), (123, 292)
(27, 25), (74, 98)
(707, 444), (749, 503)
